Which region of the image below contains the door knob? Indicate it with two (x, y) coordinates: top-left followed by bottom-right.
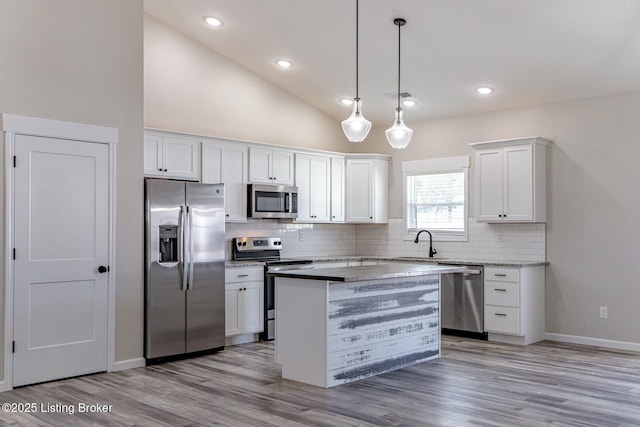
(98, 265), (109, 273)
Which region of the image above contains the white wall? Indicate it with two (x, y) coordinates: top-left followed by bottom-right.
(144, 15), (346, 152)
(352, 92), (640, 344)
(0, 0), (144, 380)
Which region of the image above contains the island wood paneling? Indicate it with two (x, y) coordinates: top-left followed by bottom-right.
(326, 275), (440, 386)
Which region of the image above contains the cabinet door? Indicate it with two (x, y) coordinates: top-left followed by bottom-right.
(144, 134), (163, 177)
(295, 154), (312, 221)
(272, 149), (294, 185)
(476, 149), (504, 221)
(225, 288), (242, 336)
(346, 159), (374, 222)
(249, 147), (273, 183)
(201, 143), (223, 184)
(163, 136), (199, 179)
(503, 145), (533, 221)
(310, 155), (331, 221)
(330, 157), (345, 222)
(222, 145), (248, 222)
(241, 283), (264, 334)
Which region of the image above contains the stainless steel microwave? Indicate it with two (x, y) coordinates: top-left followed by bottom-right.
(248, 184), (298, 219)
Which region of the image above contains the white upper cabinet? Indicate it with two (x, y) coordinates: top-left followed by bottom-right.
(144, 132), (200, 180)
(346, 157), (389, 223)
(471, 137), (549, 223)
(295, 153), (331, 222)
(202, 140), (248, 222)
(330, 157), (346, 222)
(249, 147), (293, 185)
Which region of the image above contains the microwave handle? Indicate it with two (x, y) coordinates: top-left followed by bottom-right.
(285, 193), (290, 212)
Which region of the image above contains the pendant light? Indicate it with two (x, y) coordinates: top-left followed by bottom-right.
(341, 0), (371, 143)
(385, 18), (413, 149)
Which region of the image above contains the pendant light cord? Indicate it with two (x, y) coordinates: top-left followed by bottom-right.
(355, 0), (360, 101)
(396, 19), (401, 111)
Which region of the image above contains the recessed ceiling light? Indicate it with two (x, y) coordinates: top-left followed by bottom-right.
(402, 99), (417, 107)
(203, 16), (223, 27)
(475, 86), (493, 95)
(340, 98), (354, 106)
(275, 59), (293, 69)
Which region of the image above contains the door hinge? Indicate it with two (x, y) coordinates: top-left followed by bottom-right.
(13, 156), (16, 168)
(12, 248), (15, 260)
(12, 341), (15, 353)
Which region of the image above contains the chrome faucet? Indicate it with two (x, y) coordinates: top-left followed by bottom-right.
(414, 230), (437, 258)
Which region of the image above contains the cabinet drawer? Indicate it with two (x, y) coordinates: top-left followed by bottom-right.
(485, 267), (519, 282)
(485, 281), (520, 307)
(225, 267), (263, 283)
(485, 306), (520, 335)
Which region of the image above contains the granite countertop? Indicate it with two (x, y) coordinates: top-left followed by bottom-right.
(226, 256), (547, 268)
(298, 256), (547, 267)
(225, 260), (265, 268)
(267, 263), (467, 282)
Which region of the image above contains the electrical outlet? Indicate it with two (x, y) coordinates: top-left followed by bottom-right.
(599, 306), (608, 319)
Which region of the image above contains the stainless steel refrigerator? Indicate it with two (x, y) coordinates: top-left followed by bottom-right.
(145, 179), (225, 363)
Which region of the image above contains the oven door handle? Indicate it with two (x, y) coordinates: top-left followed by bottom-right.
(463, 268), (482, 275)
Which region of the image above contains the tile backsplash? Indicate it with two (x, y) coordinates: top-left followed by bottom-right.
(356, 218), (546, 262)
(226, 218), (545, 262)
(226, 220), (357, 259)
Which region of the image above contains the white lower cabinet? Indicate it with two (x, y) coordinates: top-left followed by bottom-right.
(484, 265), (545, 345)
(225, 267), (264, 338)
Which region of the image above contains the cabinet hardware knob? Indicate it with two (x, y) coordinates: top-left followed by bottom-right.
(226, 214), (230, 217)
(243, 287), (247, 291)
(98, 265), (109, 273)
(370, 216), (373, 219)
(158, 168), (162, 172)
(164, 169), (168, 172)
(498, 214), (502, 217)
(504, 214), (507, 217)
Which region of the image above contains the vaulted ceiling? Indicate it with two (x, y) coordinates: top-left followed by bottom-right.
(144, 0), (640, 126)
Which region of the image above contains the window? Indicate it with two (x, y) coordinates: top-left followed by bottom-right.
(402, 156), (469, 241)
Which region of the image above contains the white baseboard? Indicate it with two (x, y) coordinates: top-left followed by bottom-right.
(545, 333), (640, 352)
(225, 333), (259, 346)
(110, 357), (146, 372)
(0, 380), (10, 393)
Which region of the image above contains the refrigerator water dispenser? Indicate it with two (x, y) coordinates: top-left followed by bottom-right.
(159, 225), (178, 263)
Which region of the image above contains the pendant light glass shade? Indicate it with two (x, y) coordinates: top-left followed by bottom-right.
(385, 108), (413, 149)
(342, 98), (372, 143)
(386, 18), (412, 149)
(342, 0), (371, 143)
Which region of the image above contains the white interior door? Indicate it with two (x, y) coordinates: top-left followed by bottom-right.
(13, 134), (109, 387)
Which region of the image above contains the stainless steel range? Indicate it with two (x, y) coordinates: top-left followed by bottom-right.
(231, 237), (313, 341)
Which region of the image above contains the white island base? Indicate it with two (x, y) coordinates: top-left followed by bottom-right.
(274, 273), (441, 388)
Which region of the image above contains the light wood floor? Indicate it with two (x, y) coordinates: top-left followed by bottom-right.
(1, 336), (639, 426)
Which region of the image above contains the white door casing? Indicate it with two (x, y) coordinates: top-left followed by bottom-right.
(12, 134), (110, 387)
(2, 114), (118, 391)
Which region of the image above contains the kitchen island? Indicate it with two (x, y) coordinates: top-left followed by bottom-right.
(269, 263), (466, 388)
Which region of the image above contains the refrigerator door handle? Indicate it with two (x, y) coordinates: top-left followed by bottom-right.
(181, 205), (189, 291)
(188, 206), (195, 290)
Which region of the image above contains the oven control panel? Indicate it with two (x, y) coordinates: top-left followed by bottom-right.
(233, 236), (282, 251)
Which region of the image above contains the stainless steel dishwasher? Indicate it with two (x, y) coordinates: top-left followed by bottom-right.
(441, 265), (487, 338)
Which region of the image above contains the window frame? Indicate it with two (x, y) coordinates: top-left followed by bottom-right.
(402, 156), (469, 242)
